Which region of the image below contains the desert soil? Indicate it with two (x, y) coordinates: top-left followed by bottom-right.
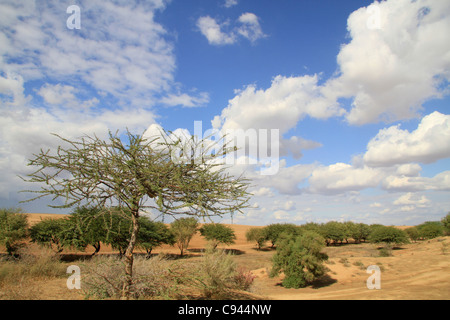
(2, 213), (449, 300)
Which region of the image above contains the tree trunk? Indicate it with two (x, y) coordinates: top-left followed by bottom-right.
(122, 208), (140, 299)
(92, 242), (101, 256)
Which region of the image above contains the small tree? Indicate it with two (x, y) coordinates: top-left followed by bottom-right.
(199, 223), (236, 249)
(69, 206), (107, 255)
(29, 218), (74, 253)
(270, 231), (328, 289)
(245, 227), (267, 250)
(368, 226), (409, 255)
(171, 217), (198, 256)
(0, 208), (29, 256)
(21, 129), (251, 298)
(138, 218), (175, 257)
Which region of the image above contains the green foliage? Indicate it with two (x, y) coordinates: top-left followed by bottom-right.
(264, 223), (300, 248)
(245, 227), (267, 250)
(29, 217), (72, 253)
(368, 226), (409, 246)
(353, 223), (371, 243)
(442, 213), (450, 236)
(405, 227), (420, 242)
(199, 223), (236, 249)
(320, 221), (346, 245)
(416, 221), (444, 239)
(138, 218), (175, 256)
(298, 222), (321, 234)
(171, 217), (198, 256)
(69, 206), (107, 255)
(0, 208), (29, 256)
(270, 231), (328, 289)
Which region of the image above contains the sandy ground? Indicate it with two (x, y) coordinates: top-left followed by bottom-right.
(2, 213), (449, 300)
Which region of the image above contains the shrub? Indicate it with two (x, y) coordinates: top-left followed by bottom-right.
(405, 227), (420, 242)
(416, 221), (444, 240)
(82, 254), (179, 299)
(369, 226), (409, 249)
(0, 208), (29, 256)
(442, 213), (450, 236)
(233, 267), (256, 291)
(270, 231), (328, 289)
(194, 246), (243, 299)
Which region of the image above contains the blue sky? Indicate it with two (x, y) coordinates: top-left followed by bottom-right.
(1, 0), (449, 226)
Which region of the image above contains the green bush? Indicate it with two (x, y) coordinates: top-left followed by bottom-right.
(29, 217), (73, 253)
(416, 221), (444, 240)
(405, 227), (420, 242)
(0, 208), (28, 256)
(270, 231), (328, 289)
(138, 218), (175, 256)
(442, 213), (450, 236)
(368, 226), (409, 250)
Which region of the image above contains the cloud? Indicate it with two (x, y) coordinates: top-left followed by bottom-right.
(393, 192), (431, 208)
(324, 0), (450, 124)
(307, 163), (383, 195)
(212, 75), (342, 161)
(236, 13), (266, 43)
(363, 112), (450, 167)
(224, 0), (238, 8)
(196, 16), (236, 45)
(251, 187), (274, 197)
(160, 92), (210, 108)
(197, 12), (266, 45)
(382, 170), (450, 192)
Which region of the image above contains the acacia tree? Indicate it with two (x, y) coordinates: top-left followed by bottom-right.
(199, 223), (236, 249)
(21, 129), (251, 298)
(171, 217), (199, 256)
